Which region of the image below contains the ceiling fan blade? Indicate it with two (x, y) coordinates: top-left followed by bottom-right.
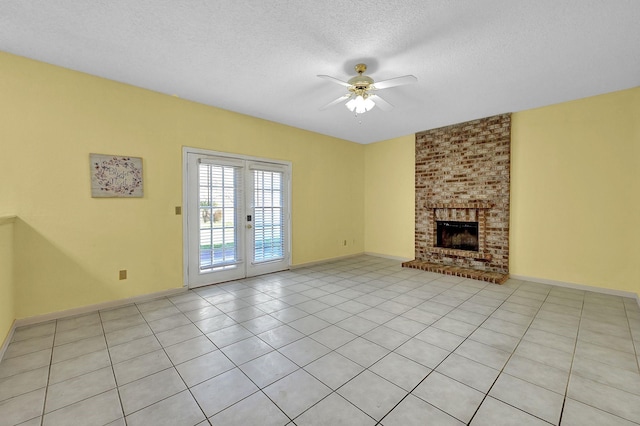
(319, 94), (351, 110)
(372, 75), (417, 90)
(317, 75), (352, 88)
(369, 94), (394, 111)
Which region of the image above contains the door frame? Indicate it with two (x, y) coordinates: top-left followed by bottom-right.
(181, 146), (292, 288)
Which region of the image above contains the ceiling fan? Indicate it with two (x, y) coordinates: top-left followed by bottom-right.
(318, 63), (417, 114)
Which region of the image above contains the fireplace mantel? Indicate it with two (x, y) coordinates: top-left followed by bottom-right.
(426, 201), (493, 210)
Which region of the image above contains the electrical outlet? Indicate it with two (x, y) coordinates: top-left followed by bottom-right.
(119, 270), (127, 280)
(175, 206), (182, 215)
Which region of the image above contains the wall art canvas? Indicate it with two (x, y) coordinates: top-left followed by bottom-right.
(90, 154), (143, 198)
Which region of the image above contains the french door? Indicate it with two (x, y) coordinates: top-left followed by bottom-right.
(184, 149), (290, 288)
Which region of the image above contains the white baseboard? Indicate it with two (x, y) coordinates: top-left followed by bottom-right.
(364, 252), (412, 262)
(13, 287), (188, 328)
(291, 253), (365, 269)
(509, 274), (639, 306)
(0, 319), (16, 363)
(292, 252), (413, 270)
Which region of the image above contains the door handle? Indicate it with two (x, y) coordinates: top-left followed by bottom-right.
(247, 224), (253, 229)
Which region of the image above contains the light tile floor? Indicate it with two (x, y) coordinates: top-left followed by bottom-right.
(1, 255), (640, 425)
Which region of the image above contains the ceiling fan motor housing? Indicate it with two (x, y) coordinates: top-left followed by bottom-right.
(348, 63), (374, 93)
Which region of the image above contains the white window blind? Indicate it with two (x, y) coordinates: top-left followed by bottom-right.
(198, 161), (243, 270)
(252, 169), (284, 263)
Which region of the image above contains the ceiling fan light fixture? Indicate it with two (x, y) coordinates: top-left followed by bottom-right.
(346, 94), (375, 114)
(345, 96), (358, 112)
(363, 96), (375, 111)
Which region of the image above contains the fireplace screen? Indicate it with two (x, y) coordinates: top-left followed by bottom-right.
(436, 221), (479, 251)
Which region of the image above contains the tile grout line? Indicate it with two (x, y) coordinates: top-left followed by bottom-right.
(622, 300), (640, 374)
(283, 273), (504, 424)
(99, 306), (133, 426)
(168, 287), (302, 424)
(135, 297), (210, 425)
(265, 267), (422, 425)
(464, 284), (556, 425)
(25, 320), (121, 424)
(225, 264), (424, 424)
(220, 270), (358, 424)
(197, 313), (292, 424)
(555, 292), (585, 426)
(236, 274), (338, 425)
(569, 296), (640, 424)
(40, 320), (57, 426)
(375, 279), (505, 425)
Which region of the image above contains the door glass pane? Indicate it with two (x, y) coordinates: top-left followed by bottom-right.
(199, 163), (240, 270)
(253, 169), (284, 263)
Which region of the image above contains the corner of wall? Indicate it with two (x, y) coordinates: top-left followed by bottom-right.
(363, 135), (415, 259)
(0, 216), (17, 354)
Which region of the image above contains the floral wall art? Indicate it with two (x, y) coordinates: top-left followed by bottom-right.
(90, 154), (143, 198)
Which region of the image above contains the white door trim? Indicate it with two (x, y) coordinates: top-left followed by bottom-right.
(182, 146), (292, 287)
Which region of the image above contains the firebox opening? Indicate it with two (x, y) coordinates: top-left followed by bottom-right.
(436, 221), (479, 251)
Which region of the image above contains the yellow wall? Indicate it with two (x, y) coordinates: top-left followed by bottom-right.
(1, 48), (638, 341)
(510, 87), (640, 294)
(363, 136), (415, 259)
(0, 52), (364, 319)
(0, 218), (15, 347)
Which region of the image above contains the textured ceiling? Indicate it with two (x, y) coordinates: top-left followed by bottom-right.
(1, 1), (639, 144)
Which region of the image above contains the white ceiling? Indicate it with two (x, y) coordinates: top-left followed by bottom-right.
(1, 1), (639, 144)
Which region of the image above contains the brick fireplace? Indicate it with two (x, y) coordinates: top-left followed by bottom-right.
(403, 114), (511, 283)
